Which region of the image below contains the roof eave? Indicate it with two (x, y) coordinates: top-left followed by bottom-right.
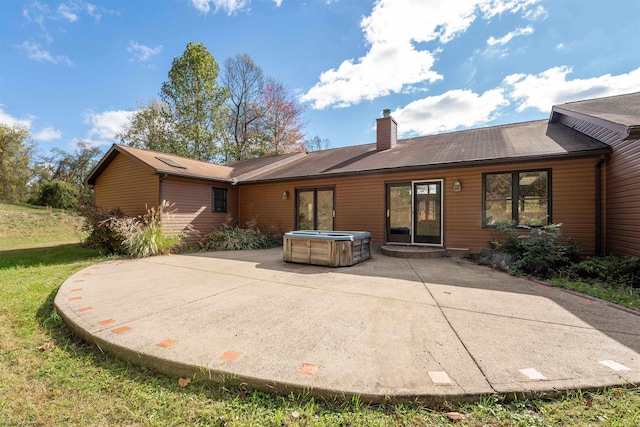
(625, 125), (640, 141)
(85, 144), (119, 186)
(236, 148), (612, 185)
(156, 169), (233, 184)
(550, 106), (633, 139)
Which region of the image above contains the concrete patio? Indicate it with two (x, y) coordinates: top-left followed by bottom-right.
(54, 248), (640, 403)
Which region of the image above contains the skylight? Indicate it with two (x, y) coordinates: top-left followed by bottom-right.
(156, 156), (186, 169)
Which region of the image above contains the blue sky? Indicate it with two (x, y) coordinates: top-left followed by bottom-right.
(1, 0), (639, 157)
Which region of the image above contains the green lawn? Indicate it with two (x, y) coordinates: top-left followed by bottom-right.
(0, 203), (638, 426)
(0, 202), (86, 249)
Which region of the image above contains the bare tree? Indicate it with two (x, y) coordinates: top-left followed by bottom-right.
(220, 54), (264, 162)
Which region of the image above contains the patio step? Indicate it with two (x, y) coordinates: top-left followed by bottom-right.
(379, 245), (448, 259)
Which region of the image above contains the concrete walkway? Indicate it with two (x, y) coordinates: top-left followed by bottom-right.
(54, 248), (640, 403)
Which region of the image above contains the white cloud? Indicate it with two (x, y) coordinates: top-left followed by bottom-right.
(0, 107), (33, 129)
(487, 25), (534, 46)
(191, 0), (250, 15)
(57, 3), (78, 22)
(522, 4), (547, 20)
(479, 0), (541, 19)
(85, 110), (134, 142)
(22, 1), (49, 29)
(33, 126), (62, 141)
(504, 65), (640, 112)
(556, 42), (565, 50)
(391, 89), (510, 136)
(127, 41), (163, 62)
(0, 106), (61, 141)
(17, 41), (73, 66)
(273, 0), (283, 6)
(301, 0), (542, 110)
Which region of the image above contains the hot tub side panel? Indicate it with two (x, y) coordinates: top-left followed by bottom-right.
(283, 235), (371, 267)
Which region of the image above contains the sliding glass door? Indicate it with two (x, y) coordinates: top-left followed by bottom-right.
(296, 187), (334, 230)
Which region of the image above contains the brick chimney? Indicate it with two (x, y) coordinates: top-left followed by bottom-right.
(376, 109), (397, 151)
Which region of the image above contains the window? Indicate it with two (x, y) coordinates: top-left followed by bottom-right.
(484, 170), (550, 226)
(212, 187), (227, 213)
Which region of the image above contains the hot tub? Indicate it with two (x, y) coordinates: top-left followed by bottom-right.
(283, 231), (371, 267)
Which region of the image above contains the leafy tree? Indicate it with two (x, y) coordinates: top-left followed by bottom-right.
(44, 141), (103, 186)
(31, 141), (103, 208)
(0, 124), (33, 203)
(257, 77), (306, 156)
(116, 99), (177, 153)
(220, 54), (264, 162)
(36, 180), (78, 210)
(304, 135), (331, 152)
(160, 41), (229, 162)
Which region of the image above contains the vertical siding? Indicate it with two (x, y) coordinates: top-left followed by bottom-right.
(239, 157), (600, 253)
(557, 113), (640, 256)
(161, 177), (239, 246)
(605, 137), (640, 256)
(94, 153), (159, 216)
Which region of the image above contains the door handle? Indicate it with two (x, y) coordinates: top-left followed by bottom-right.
(386, 209), (390, 218)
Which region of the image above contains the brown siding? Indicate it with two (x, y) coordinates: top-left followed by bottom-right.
(605, 137), (640, 256)
(161, 177), (239, 246)
(239, 157), (600, 254)
(94, 153), (159, 216)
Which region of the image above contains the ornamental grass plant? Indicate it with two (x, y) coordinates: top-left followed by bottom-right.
(200, 217), (277, 251)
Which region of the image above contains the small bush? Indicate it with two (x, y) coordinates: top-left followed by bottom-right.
(200, 218), (276, 251)
(80, 204), (127, 254)
(563, 256), (640, 288)
(35, 180), (78, 210)
(483, 222), (582, 279)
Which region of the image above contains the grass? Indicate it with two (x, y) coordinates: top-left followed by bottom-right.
(0, 202), (86, 249)
(0, 203), (639, 425)
(550, 278), (640, 312)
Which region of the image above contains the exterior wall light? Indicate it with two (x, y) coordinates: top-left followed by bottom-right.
(453, 180), (462, 192)
(282, 190), (289, 200)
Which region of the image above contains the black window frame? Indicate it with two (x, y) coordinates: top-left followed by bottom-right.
(482, 168), (551, 227)
(294, 186), (335, 230)
(212, 187), (228, 213)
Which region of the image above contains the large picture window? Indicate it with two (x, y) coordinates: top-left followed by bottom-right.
(212, 187), (228, 213)
(484, 170), (550, 226)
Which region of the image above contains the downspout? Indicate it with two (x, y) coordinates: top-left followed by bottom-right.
(595, 155), (605, 255)
(159, 174), (168, 223)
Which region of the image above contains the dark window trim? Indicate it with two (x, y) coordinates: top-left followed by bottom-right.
(212, 187), (228, 213)
(294, 186), (335, 230)
(482, 168), (552, 227)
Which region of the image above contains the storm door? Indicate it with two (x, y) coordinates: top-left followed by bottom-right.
(296, 187), (334, 230)
(386, 183), (412, 243)
(413, 181), (442, 245)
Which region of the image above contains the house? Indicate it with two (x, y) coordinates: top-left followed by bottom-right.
(86, 92), (640, 256)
